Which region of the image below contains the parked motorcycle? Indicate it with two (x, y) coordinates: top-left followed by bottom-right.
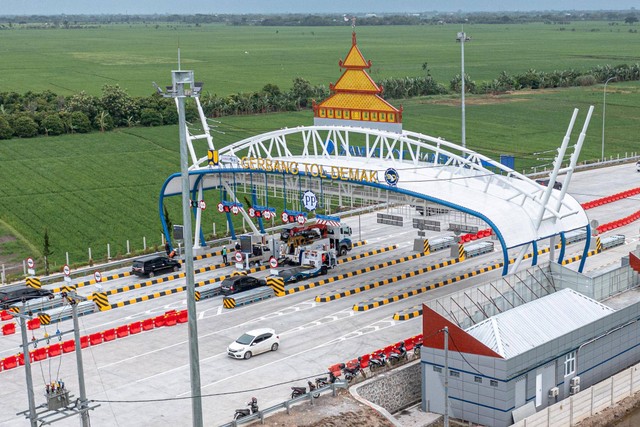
(291, 380), (321, 399)
(314, 370), (338, 388)
(389, 342), (408, 365)
(340, 357), (364, 383)
(368, 351), (389, 372)
(414, 342), (423, 357)
(234, 397), (259, 420)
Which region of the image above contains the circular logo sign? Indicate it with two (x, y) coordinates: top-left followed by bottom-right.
(199, 200), (206, 210)
(269, 256), (278, 268)
(26, 257), (35, 269)
(94, 271), (102, 283)
(232, 205), (239, 215)
(281, 212), (289, 223)
(297, 214), (306, 225)
(234, 251), (243, 262)
(248, 207), (255, 217)
(384, 168), (399, 186)
(217, 202), (224, 213)
(63, 264), (70, 277)
(263, 210), (271, 220)
(302, 190), (318, 211)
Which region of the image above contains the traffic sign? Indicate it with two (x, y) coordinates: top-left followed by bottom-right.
(217, 202), (224, 213)
(199, 200), (206, 210)
(63, 264), (70, 277)
(263, 210), (271, 220)
(248, 207), (255, 217)
(94, 271), (102, 283)
(297, 214), (306, 225)
(281, 212), (289, 223)
(232, 205), (239, 215)
(269, 257), (278, 268)
(234, 251), (243, 262)
(27, 257), (35, 269)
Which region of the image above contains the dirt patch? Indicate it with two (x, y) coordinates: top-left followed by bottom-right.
(259, 389), (395, 427)
(576, 391), (640, 427)
(424, 93), (531, 107)
(0, 235), (17, 244)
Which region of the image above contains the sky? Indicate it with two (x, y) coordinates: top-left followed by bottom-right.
(2, 0), (637, 15)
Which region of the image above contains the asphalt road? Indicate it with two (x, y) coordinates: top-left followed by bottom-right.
(1, 161), (639, 426)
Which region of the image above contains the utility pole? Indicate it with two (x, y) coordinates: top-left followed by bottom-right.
(18, 314), (38, 427)
(69, 293), (91, 426)
(444, 326), (449, 427)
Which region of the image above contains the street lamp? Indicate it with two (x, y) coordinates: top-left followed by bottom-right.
(602, 77), (615, 161)
(456, 29), (470, 149)
(157, 71), (204, 427)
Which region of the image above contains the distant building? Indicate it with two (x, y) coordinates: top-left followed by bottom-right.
(312, 32), (402, 133)
(421, 287), (640, 426)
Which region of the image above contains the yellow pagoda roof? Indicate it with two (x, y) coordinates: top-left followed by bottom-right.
(319, 93), (398, 112)
(333, 69), (380, 93)
(340, 34), (371, 69)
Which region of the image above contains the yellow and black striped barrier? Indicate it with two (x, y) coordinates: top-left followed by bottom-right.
(38, 313), (51, 325)
(231, 270), (248, 276)
(92, 292), (111, 311)
(423, 239), (431, 255)
(596, 236), (602, 252)
(60, 284), (76, 293)
(316, 256), (461, 303)
(356, 259), (503, 312)
(458, 244), (466, 261)
(266, 277), (285, 297)
(9, 306), (19, 314)
(195, 291), (201, 301)
(284, 245), (402, 295)
(391, 247), (601, 320)
(223, 297), (236, 309)
(26, 277), (42, 289)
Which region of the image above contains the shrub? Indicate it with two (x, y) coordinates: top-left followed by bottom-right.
(70, 111), (92, 133)
(575, 75), (596, 86)
(13, 115), (38, 138)
(42, 113), (65, 136)
(140, 108), (163, 127)
(0, 116), (13, 139)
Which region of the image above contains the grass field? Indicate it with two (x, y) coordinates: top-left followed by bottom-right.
(1, 22), (639, 278)
(0, 22), (638, 97)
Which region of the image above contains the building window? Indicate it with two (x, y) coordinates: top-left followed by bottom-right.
(371, 112), (378, 121)
(328, 109), (334, 118)
(336, 110), (342, 118)
(433, 366), (442, 373)
(564, 351), (576, 377)
(474, 376), (482, 383)
(379, 112), (386, 121)
(449, 371), (460, 378)
(343, 110), (350, 119)
(490, 380), (498, 387)
(363, 111), (369, 120)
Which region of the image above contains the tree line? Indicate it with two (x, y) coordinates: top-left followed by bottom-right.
(0, 63), (638, 140)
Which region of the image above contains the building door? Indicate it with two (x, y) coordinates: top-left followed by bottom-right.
(535, 363), (556, 408)
(515, 377), (526, 409)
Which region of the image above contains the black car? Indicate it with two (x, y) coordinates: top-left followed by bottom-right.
(220, 276), (266, 296)
(0, 285), (53, 309)
(131, 255), (181, 278)
(536, 179), (562, 190)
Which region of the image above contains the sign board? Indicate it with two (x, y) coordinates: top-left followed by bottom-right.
(199, 200), (206, 210)
(94, 271), (102, 283)
(234, 252), (243, 262)
(281, 212), (289, 223)
(263, 210), (271, 220)
(302, 190), (318, 211)
(217, 202), (224, 213)
(248, 207), (255, 217)
(269, 256), (278, 268)
(63, 264), (71, 283)
(297, 214), (306, 225)
(173, 225), (184, 241)
(232, 205), (239, 215)
(27, 257), (35, 275)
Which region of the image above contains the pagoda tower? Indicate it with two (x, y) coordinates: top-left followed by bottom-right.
(313, 32), (402, 133)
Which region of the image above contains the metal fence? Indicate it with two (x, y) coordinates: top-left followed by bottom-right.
(218, 381), (348, 427)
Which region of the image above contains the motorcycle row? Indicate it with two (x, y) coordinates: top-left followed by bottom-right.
(234, 342), (422, 420)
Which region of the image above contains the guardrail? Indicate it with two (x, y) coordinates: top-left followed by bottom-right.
(601, 234), (625, 250)
(429, 236), (456, 252)
(223, 287), (275, 309)
(464, 241), (494, 258)
(219, 380), (348, 427)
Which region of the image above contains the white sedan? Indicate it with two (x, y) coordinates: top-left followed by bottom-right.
(227, 328), (280, 359)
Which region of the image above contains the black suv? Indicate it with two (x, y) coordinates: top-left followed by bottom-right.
(131, 255), (181, 278)
(535, 179), (562, 190)
(0, 285), (53, 309)
(220, 276), (266, 296)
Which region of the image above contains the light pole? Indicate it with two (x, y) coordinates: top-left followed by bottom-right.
(456, 29), (470, 149)
(602, 77), (615, 161)
(160, 71), (204, 427)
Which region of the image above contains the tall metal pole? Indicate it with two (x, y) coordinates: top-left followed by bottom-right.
(72, 300), (90, 426)
(460, 33), (466, 149)
(19, 316), (37, 427)
(444, 326), (449, 427)
(174, 70), (203, 427)
(602, 77), (615, 161)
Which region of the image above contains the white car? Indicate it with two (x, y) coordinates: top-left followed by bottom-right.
(227, 328), (279, 359)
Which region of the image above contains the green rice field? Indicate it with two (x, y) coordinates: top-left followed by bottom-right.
(0, 22), (639, 277)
